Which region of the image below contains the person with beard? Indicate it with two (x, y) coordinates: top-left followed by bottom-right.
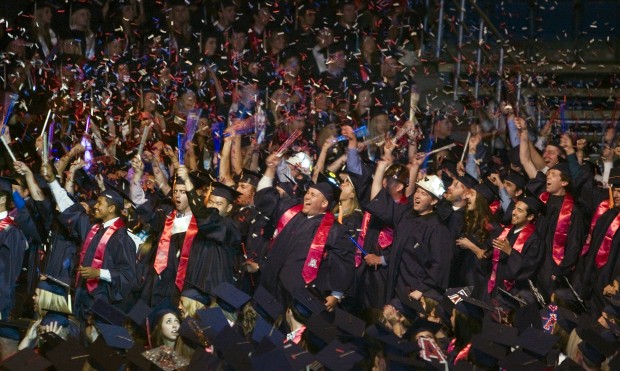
(42, 163), (137, 321)
(253, 152), (355, 311)
(366, 152), (454, 307)
(483, 196), (546, 306)
(519, 122), (587, 302)
(487, 170), (528, 226)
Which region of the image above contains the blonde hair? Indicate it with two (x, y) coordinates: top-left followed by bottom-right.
(37, 289), (71, 317)
(179, 297), (206, 319)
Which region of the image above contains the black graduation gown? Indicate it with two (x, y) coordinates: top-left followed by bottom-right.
(254, 186), (355, 302)
(528, 173), (587, 299)
(483, 226), (545, 303)
(456, 223), (502, 290)
(347, 165), (395, 310)
(57, 203), (137, 319)
(366, 189), (455, 302)
(0, 219), (27, 318)
(577, 208), (620, 311)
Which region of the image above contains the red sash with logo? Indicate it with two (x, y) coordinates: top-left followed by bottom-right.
(595, 211), (620, 269)
(487, 224), (536, 293)
(0, 216), (15, 232)
(174, 216), (199, 291)
(77, 218), (124, 292)
(273, 205), (303, 239)
(582, 200), (610, 256)
(539, 192), (573, 265)
(153, 211), (199, 282)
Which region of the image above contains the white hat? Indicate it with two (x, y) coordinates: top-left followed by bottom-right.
(416, 175), (445, 199)
(286, 152), (313, 176)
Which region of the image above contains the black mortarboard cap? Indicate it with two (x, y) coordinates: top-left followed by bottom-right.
(103, 179), (135, 208)
(89, 299), (127, 327)
(497, 287), (528, 310)
(178, 317), (207, 348)
(0, 176), (18, 193)
(181, 281), (212, 306)
(212, 326), (253, 370)
(498, 349), (545, 370)
(514, 303), (543, 333)
(235, 169), (261, 187)
(0, 319), (29, 341)
(309, 180), (339, 209)
(44, 337), (90, 371)
(481, 320), (518, 347)
(609, 167), (620, 187)
(456, 173), (478, 189)
(519, 195), (544, 215)
(291, 288), (325, 320)
(100, 188), (127, 211)
(252, 316), (285, 345)
(315, 340), (364, 371)
(365, 324), (417, 354)
(123, 341), (152, 370)
(470, 334), (508, 365)
(0, 348), (52, 371)
(407, 318), (443, 337)
(282, 341), (316, 369)
(474, 182), (496, 204)
(196, 307), (229, 341)
(516, 327), (559, 358)
(577, 326), (616, 359)
(306, 313), (341, 346)
(388, 297), (419, 321)
(250, 342), (291, 371)
(126, 299), (151, 329)
(96, 322), (135, 349)
(550, 161), (570, 179)
(555, 306), (579, 333)
(334, 308), (365, 338)
(504, 171), (528, 190)
(213, 281), (251, 312)
(209, 181), (241, 203)
(253, 285), (284, 322)
(146, 298), (178, 333)
(87, 336), (126, 371)
(455, 296), (493, 321)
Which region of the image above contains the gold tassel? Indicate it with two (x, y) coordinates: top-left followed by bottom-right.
(610, 186), (614, 209)
(68, 291), (72, 314)
(338, 202), (343, 224)
(203, 185), (213, 208)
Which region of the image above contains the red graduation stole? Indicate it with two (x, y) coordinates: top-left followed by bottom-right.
(539, 192), (574, 265)
(487, 224), (536, 293)
(272, 205), (336, 284)
(0, 216), (15, 232)
(594, 210), (620, 269)
(581, 200), (611, 256)
(355, 195), (407, 267)
(77, 218), (124, 292)
(489, 200), (501, 215)
(153, 211), (199, 291)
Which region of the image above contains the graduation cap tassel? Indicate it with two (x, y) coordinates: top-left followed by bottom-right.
(609, 186), (614, 209)
(338, 202), (343, 224)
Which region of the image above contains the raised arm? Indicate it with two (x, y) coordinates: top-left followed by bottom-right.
(517, 118), (539, 179)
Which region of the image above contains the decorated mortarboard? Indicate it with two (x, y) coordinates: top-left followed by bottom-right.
(333, 308), (366, 338)
(253, 285), (284, 322)
(384, 163), (410, 186)
(516, 327), (559, 358)
(41, 336), (90, 371)
(315, 340), (364, 371)
(87, 336), (126, 371)
(0, 348), (52, 371)
(96, 322), (135, 350)
(416, 175), (445, 199)
(252, 316), (286, 345)
(89, 298), (127, 327)
(213, 281), (251, 312)
(142, 345), (190, 370)
(0, 176), (18, 193)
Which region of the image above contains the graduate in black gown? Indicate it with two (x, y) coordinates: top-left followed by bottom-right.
(578, 168), (620, 311)
(45, 166), (137, 320)
(0, 177), (28, 320)
(253, 153), (355, 312)
(366, 157), (454, 305)
(483, 197), (546, 306)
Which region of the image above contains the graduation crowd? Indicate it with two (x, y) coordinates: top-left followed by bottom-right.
(0, 0), (619, 370)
